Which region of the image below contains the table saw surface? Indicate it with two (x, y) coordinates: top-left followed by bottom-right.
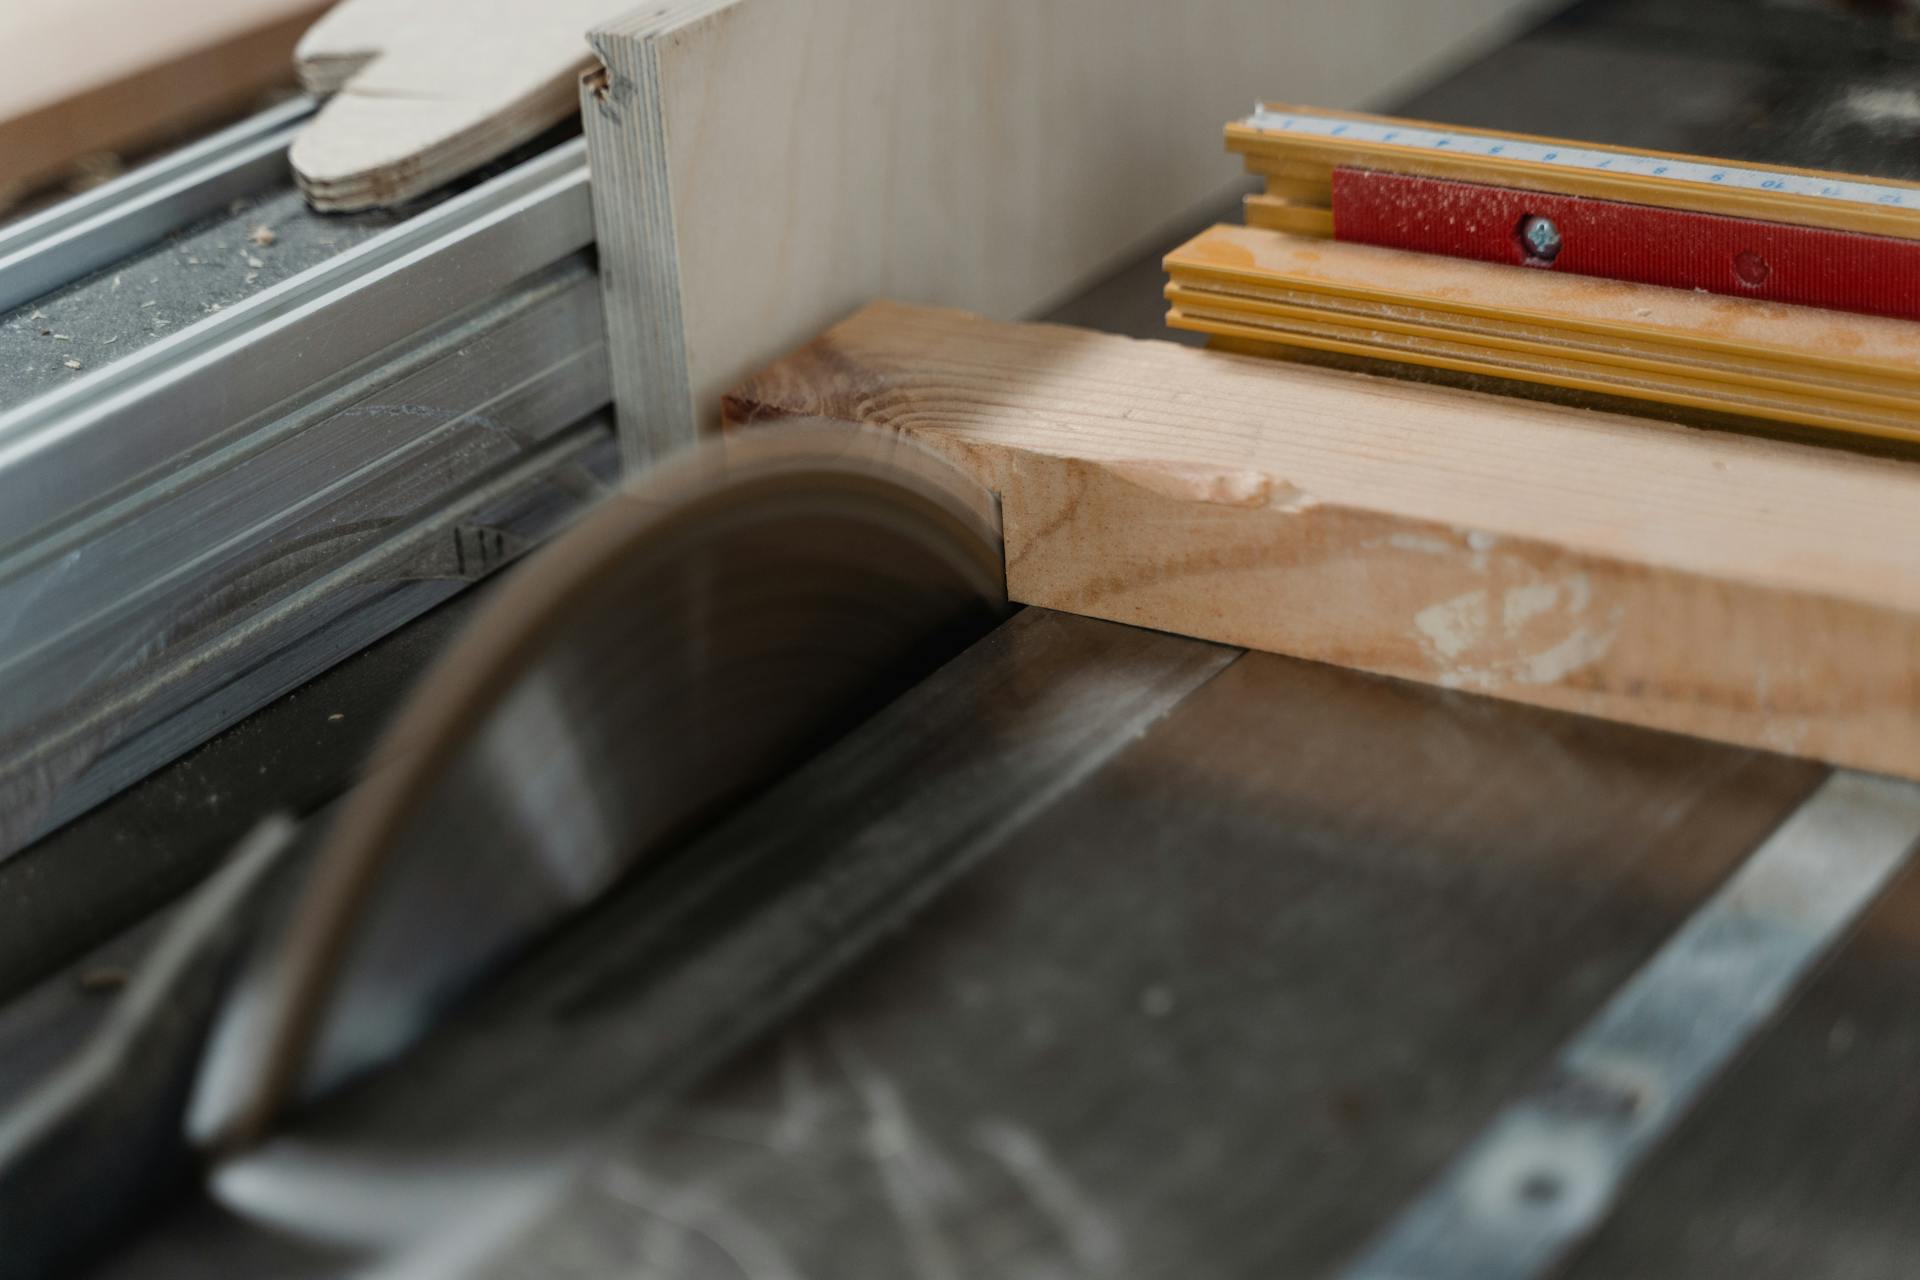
(6, 1), (1920, 1275)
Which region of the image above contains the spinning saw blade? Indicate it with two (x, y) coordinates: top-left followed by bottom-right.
(0, 421), (1006, 1278)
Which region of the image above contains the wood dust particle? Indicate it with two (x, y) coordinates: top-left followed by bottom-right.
(77, 967), (130, 993)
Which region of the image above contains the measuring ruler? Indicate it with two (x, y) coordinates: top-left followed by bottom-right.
(1226, 103), (1920, 321)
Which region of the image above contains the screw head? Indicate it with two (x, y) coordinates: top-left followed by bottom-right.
(1519, 214), (1562, 263)
(1733, 248), (1771, 286)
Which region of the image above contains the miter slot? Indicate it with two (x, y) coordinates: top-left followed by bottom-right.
(1338, 769), (1920, 1280)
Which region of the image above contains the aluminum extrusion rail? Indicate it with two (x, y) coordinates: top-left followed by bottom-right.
(0, 127), (608, 860)
(0, 137), (594, 554)
(0, 98), (316, 316)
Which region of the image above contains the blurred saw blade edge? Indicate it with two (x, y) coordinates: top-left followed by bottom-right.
(192, 418), (1009, 1150)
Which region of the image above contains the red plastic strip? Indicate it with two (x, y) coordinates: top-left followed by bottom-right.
(1330, 166), (1920, 323)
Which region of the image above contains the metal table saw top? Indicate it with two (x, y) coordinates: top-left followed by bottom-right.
(7, 1), (1920, 1275)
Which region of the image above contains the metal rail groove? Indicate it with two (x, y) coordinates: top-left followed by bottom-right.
(0, 125), (608, 858)
(0, 258), (607, 729)
(1337, 769), (1920, 1280)
(0, 137), (593, 554)
(0, 98), (315, 316)
(0, 418), (620, 857)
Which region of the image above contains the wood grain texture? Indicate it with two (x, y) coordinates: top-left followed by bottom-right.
(1170, 223), (1920, 376)
(1241, 196), (1336, 237)
(725, 301), (1920, 779)
(289, 0), (631, 209)
(0, 0), (323, 208)
(581, 0), (1557, 466)
(1165, 222), (1920, 442)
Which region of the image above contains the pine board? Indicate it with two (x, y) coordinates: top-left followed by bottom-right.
(725, 300), (1920, 780)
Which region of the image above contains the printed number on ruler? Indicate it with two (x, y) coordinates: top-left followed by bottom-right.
(1244, 107), (1917, 211)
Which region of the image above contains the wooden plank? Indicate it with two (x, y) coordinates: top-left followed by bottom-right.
(581, 0), (1557, 466)
(0, 0), (324, 210)
(724, 300), (1920, 780)
(288, 0), (630, 209)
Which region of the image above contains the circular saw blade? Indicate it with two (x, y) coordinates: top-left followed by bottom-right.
(205, 421), (1006, 1147)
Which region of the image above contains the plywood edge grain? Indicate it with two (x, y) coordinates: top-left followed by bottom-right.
(724, 300), (1920, 779)
(580, 0), (740, 466)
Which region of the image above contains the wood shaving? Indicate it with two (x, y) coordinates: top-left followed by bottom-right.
(249, 224), (277, 247)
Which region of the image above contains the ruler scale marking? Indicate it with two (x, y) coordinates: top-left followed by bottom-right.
(1241, 106), (1920, 211)
(1229, 104), (1920, 325)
